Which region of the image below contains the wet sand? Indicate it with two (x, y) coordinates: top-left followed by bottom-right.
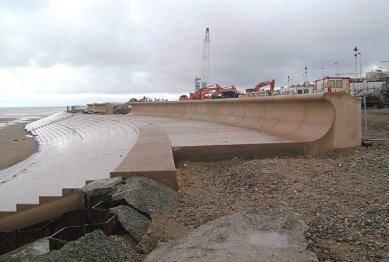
(0, 123), (38, 170)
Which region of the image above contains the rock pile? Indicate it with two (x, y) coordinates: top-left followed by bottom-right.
(1, 176), (319, 261)
(82, 176), (183, 254)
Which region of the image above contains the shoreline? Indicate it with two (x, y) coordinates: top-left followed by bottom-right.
(0, 122), (39, 170)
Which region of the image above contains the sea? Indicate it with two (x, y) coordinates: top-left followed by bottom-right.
(0, 107), (66, 180)
(0, 106), (66, 119)
(0, 106), (66, 128)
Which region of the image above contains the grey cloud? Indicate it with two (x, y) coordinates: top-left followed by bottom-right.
(0, 0), (389, 103)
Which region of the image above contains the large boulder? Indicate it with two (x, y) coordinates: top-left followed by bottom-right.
(145, 212), (318, 262)
(109, 205), (150, 242)
(136, 214), (190, 254)
(81, 177), (123, 204)
(112, 176), (177, 216)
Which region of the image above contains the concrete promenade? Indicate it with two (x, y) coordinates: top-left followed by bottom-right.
(0, 93), (361, 230)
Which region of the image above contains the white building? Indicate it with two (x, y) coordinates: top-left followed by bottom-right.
(366, 69), (389, 81)
(314, 77), (351, 93)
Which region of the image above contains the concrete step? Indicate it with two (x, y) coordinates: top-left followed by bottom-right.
(16, 203), (40, 212)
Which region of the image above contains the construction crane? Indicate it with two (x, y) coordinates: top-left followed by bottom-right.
(195, 28), (210, 91)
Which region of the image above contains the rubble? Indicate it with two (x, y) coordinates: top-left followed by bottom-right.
(112, 176), (177, 216)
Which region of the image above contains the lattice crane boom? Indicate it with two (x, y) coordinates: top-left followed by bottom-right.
(195, 28), (210, 91)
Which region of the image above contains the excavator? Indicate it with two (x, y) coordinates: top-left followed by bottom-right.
(239, 79), (276, 98)
(179, 84), (239, 100)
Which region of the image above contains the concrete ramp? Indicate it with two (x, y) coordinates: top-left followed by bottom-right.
(130, 93), (361, 155)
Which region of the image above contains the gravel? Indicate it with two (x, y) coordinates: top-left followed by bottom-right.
(32, 230), (141, 262)
(168, 109), (389, 262)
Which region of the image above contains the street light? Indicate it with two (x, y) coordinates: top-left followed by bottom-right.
(354, 46), (358, 80)
(321, 67), (325, 92)
(334, 62), (339, 75)
(358, 52), (362, 79)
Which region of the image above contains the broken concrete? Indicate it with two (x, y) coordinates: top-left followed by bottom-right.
(81, 177), (123, 205)
(145, 211), (318, 262)
(136, 214), (190, 255)
(109, 205), (150, 242)
(81, 177), (123, 197)
(112, 176), (177, 216)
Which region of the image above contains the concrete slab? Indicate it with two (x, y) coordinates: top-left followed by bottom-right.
(145, 211), (318, 262)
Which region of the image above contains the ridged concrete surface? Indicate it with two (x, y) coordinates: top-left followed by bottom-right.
(0, 113), (138, 213)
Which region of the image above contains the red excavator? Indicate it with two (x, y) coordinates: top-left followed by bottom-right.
(239, 79), (276, 98)
(179, 84), (239, 100)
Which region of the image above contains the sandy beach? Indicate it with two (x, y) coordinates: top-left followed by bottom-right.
(0, 122), (38, 170)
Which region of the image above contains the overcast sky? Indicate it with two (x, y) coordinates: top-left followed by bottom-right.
(0, 0), (388, 107)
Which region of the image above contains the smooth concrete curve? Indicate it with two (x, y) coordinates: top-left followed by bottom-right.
(130, 93), (361, 155)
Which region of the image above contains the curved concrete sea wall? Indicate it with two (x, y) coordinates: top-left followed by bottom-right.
(131, 93), (361, 155)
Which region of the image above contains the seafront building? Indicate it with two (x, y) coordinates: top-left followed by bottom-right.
(276, 69), (388, 105)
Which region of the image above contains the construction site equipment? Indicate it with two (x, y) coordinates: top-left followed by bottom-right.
(195, 28), (210, 91)
(179, 84), (239, 100)
(239, 79), (276, 98)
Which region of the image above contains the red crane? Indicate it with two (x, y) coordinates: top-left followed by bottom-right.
(179, 84), (239, 100)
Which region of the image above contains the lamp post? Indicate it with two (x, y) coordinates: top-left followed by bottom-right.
(321, 67), (325, 92)
(304, 66), (308, 88)
(354, 46), (358, 80)
(335, 62), (339, 75)
(358, 52), (362, 79)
